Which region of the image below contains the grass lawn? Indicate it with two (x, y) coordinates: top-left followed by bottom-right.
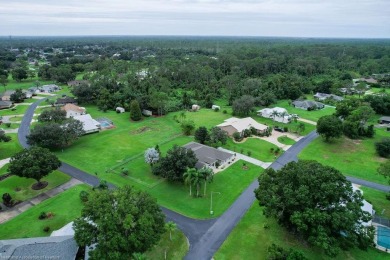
(0, 170), (71, 202)
(0, 133), (23, 160)
(272, 100), (336, 122)
(299, 128), (389, 185)
(0, 163), (9, 176)
(0, 122), (20, 129)
(145, 229), (188, 260)
(361, 186), (390, 218)
(0, 184), (90, 239)
(7, 116), (23, 122)
(169, 108), (232, 129)
(0, 105), (29, 116)
(215, 203), (389, 260)
(222, 138), (279, 162)
(277, 136), (296, 145)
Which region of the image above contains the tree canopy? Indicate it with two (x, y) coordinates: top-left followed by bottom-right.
(255, 160), (374, 257)
(8, 147), (61, 188)
(152, 145), (197, 182)
(73, 185), (165, 260)
(316, 115), (343, 142)
(37, 108), (67, 123)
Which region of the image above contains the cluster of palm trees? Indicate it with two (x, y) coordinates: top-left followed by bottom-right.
(270, 110), (290, 123)
(183, 167), (214, 197)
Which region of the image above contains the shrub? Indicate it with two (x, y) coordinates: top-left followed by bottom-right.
(233, 132), (242, 142)
(2, 193), (12, 207)
(5, 123), (11, 128)
(283, 126), (288, 132)
(375, 138), (390, 158)
(215, 161), (221, 168)
(1, 135), (12, 142)
(222, 110), (227, 114)
(121, 168), (129, 176)
(214, 107), (220, 112)
(39, 211), (47, 220)
(243, 129), (252, 138)
(263, 223), (270, 229)
(240, 148), (244, 154)
(43, 226), (50, 232)
(270, 148), (274, 153)
(275, 148), (281, 155)
(79, 190), (90, 203)
(386, 193), (390, 201)
(247, 151), (252, 157)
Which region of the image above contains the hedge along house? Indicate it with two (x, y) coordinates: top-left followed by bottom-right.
(217, 117), (268, 137)
(183, 142), (234, 170)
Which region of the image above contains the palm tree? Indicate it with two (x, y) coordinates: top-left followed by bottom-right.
(192, 170), (203, 197)
(199, 167), (214, 196)
(271, 110), (280, 122)
(183, 168), (196, 196)
(279, 111), (288, 123)
(165, 221), (177, 241)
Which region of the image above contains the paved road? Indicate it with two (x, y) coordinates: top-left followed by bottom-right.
(18, 100), (390, 260)
(185, 130), (320, 260)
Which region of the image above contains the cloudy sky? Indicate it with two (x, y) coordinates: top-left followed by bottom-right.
(0, 0), (389, 38)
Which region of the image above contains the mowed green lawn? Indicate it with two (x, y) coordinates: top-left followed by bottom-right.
(272, 100), (336, 122)
(0, 133), (23, 160)
(222, 138), (279, 162)
(145, 229), (188, 260)
(215, 203), (389, 260)
(0, 170), (70, 202)
(0, 104), (29, 116)
(299, 128), (389, 185)
(361, 186), (390, 218)
(277, 136), (296, 145)
(0, 184), (90, 239)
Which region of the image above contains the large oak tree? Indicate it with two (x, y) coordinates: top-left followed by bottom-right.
(255, 160), (374, 257)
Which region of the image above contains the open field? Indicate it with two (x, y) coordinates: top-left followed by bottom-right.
(215, 203), (389, 260)
(0, 170), (70, 202)
(0, 134), (23, 160)
(299, 128), (389, 185)
(222, 138), (279, 162)
(0, 184), (90, 239)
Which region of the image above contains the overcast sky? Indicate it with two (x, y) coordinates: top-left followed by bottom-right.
(0, 0), (389, 38)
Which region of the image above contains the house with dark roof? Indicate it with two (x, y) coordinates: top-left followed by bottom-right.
(313, 93), (344, 102)
(292, 100), (325, 111)
(0, 100), (12, 110)
(56, 97), (77, 105)
(0, 236), (78, 260)
(183, 142), (234, 170)
(379, 116), (390, 124)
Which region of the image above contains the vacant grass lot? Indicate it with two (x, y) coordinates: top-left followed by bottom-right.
(271, 100), (336, 122)
(222, 138), (279, 162)
(0, 133), (22, 160)
(0, 184), (90, 239)
(0, 105), (29, 116)
(215, 203), (389, 260)
(145, 229), (188, 260)
(361, 186), (390, 218)
(0, 170), (70, 202)
(299, 128), (389, 185)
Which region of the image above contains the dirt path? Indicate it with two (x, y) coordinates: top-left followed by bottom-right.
(298, 118), (317, 125)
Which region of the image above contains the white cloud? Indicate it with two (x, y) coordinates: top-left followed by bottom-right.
(0, 0), (388, 37)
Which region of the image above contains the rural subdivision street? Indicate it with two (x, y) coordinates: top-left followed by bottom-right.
(18, 100), (390, 260)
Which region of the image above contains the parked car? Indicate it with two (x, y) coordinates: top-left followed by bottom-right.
(274, 126), (285, 132)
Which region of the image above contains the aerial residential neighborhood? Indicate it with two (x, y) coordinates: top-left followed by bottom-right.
(0, 2), (390, 259)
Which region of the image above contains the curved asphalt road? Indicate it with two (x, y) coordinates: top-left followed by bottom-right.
(19, 100), (389, 260)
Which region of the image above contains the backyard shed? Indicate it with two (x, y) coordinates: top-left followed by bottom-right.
(116, 107), (125, 113)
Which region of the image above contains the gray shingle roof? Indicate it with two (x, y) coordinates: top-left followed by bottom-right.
(184, 142), (233, 168)
(0, 236), (78, 260)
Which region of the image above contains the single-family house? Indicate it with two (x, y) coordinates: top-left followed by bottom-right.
(56, 97), (77, 106)
(292, 100), (325, 111)
(212, 105), (220, 111)
(39, 84), (61, 93)
(0, 90), (14, 101)
(0, 236), (78, 260)
(314, 93), (344, 102)
(142, 109), (153, 116)
(116, 107), (125, 113)
(192, 104), (200, 111)
(183, 142), (234, 169)
(61, 104), (86, 118)
(0, 100), (12, 110)
(74, 114), (101, 134)
(67, 80), (90, 87)
(217, 117), (268, 136)
(379, 116), (390, 124)
(257, 107), (291, 123)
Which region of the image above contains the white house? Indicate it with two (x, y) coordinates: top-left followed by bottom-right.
(74, 114), (101, 134)
(257, 107), (291, 123)
(61, 104), (86, 118)
(217, 117), (268, 136)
